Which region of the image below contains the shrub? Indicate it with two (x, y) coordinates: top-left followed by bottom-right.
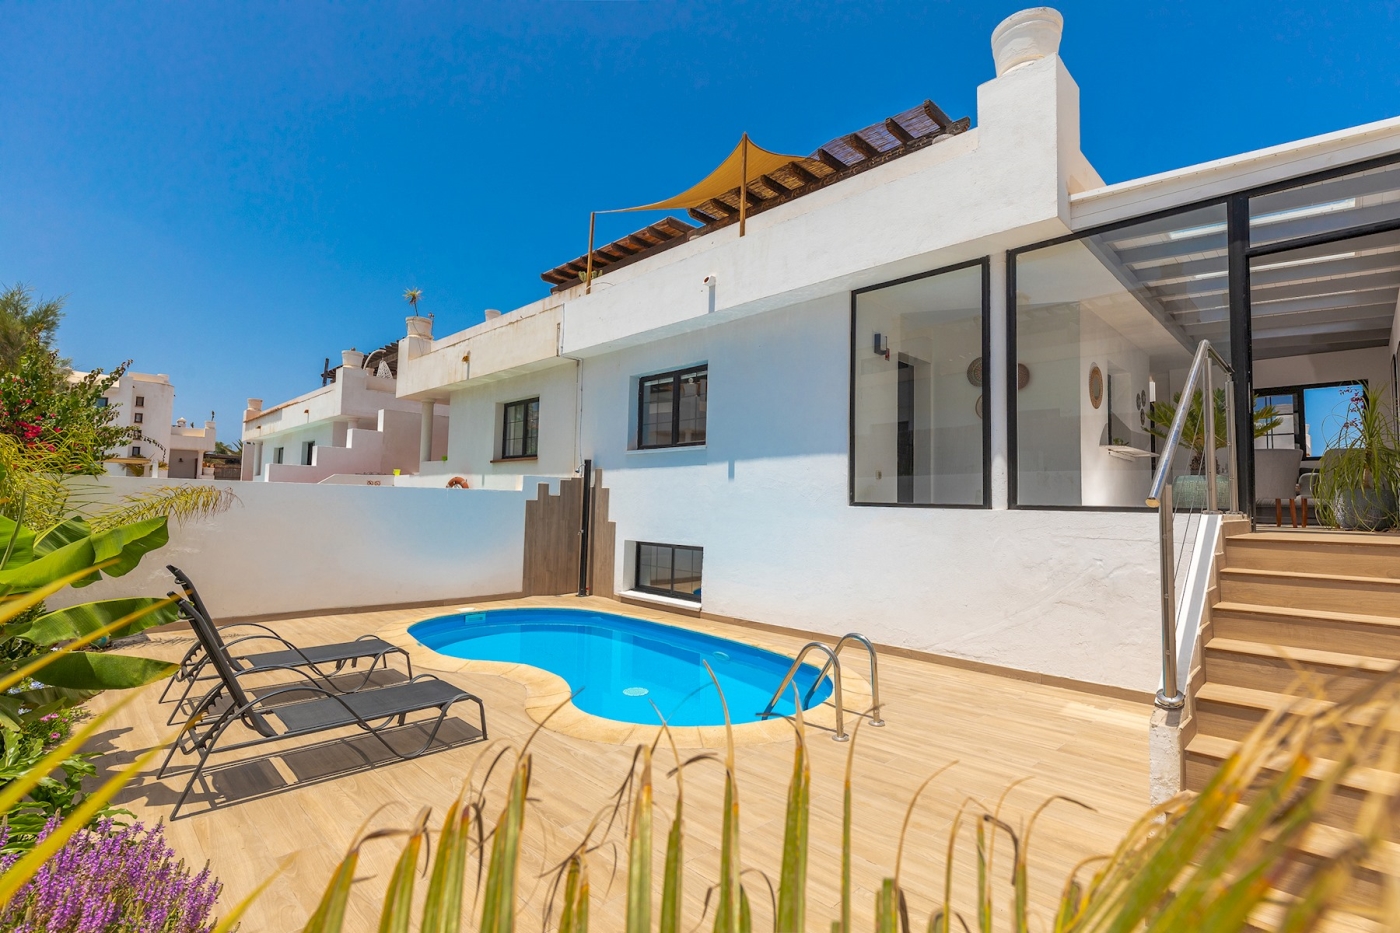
(0, 818), (221, 933)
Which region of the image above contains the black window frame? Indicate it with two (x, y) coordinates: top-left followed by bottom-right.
(633, 541), (703, 602)
(301, 440), (316, 466)
(132, 411), (143, 424)
(134, 396), (144, 407)
(1253, 378), (1368, 459)
(636, 365), (707, 450)
(94, 397), (109, 408)
(847, 256), (992, 509)
(273, 446), (284, 465)
(500, 397), (540, 460)
(1006, 149), (1400, 511)
(131, 445), (141, 457)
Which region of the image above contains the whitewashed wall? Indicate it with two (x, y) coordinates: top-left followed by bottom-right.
(576, 295), (1162, 695)
(51, 477), (526, 620)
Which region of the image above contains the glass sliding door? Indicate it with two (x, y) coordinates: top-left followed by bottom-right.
(850, 259), (988, 507)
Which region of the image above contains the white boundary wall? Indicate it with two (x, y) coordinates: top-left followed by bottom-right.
(51, 477), (526, 619)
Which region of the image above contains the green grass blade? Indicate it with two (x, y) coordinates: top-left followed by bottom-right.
(627, 746), (654, 933)
(775, 719), (809, 933)
(560, 857), (582, 933)
(976, 820), (990, 933)
(875, 878), (898, 933)
(301, 848), (361, 933)
(213, 854), (292, 933)
(480, 755), (531, 933)
(0, 694), (132, 817)
(378, 808), (429, 933)
(423, 796), (472, 933)
(658, 800), (683, 933)
(738, 884), (752, 933)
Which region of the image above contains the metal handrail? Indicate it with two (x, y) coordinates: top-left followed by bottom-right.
(758, 642), (847, 741)
(803, 633), (884, 727)
(1146, 339), (1240, 710)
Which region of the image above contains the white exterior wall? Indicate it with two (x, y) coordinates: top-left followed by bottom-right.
(442, 362), (578, 486)
(52, 477), (526, 618)
(99, 372), (175, 475)
(243, 366), (447, 482)
(572, 297), (1160, 693)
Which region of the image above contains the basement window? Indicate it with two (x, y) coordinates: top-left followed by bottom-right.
(634, 542), (702, 602)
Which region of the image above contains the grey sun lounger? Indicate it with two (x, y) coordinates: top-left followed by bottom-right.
(159, 565), (412, 724)
(159, 596), (485, 820)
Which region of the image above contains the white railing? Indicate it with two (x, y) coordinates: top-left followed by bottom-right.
(1146, 340), (1240, 710)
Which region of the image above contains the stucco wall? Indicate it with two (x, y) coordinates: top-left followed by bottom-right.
(51, 477), (526, 619)
(444, 362), (578, 481)
(574, 295), (1160, 694)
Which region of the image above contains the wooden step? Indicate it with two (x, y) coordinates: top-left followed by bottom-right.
(1191, 682), (1390, 743)
(1186, 732), (1400, 838)
(1203, 637), (1400, 701)
(1221, 803), (1400, 911)
(1219, 566), (1400, 617)
(1212, 602), (1400, 660)
(1226, 531), (1400, 579)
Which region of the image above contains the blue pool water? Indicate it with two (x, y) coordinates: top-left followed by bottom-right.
(408, 608), (832, 727)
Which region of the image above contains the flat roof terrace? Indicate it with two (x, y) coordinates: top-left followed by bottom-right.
(93, 596), (1151, 932)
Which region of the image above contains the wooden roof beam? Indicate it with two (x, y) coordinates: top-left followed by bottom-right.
(884, 117), (915, 145)
(787, 161), (821, 185)
(816, 147), (848, 172)
(688, 207), (721, 225)
(759, 173), (791, 196)
(845, 132), (881, 159)
(922, 99), (954, 130)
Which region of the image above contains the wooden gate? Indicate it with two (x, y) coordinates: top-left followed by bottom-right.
(522, 468), (615, 598)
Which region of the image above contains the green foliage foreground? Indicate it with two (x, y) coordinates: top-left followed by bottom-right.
(282, 670), (1400, 933)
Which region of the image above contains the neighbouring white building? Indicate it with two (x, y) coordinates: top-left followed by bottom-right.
(93, 370), (218, 478)
(241, 344), (449, 483)
(285, 8), (1400, 703)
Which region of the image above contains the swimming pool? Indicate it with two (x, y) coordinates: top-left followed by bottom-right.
(408, 607), (832, 727)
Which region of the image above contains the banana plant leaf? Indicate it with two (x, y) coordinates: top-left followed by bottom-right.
(25, 652), (175, 691)
(0, 516), (167, 592)
(2, 597), (179, 646)
(34, 517), (93, 556)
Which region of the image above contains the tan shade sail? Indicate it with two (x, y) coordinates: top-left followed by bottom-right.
(616, 135), (816, 212)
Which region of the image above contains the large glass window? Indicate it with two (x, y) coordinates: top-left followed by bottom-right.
(638, 367), (707, 449)
(1254, 381), (1366, 458)
(501, 397), (540, 459)
(1013, 205), (1224, 507)
(635, 542), (702, 601)
(851, 260), (987, 506)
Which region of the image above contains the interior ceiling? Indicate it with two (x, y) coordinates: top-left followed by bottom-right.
(1088, 163), (1400, 362)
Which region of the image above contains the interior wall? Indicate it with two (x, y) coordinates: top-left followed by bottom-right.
(1253, 346), (1392, 395)
(1079, 309), (1153, 506)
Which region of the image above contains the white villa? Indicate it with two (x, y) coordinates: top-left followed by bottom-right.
(72, 11), (1400, 923)
(93, 370), (218, 478)
(240, 343), (449, 483)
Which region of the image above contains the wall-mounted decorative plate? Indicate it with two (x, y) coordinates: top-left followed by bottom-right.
(967, 357), (983, 387)
(1089, 365), (1104, 409)
(974, 395), (983, 419)
(1017, 363), (1031, 390)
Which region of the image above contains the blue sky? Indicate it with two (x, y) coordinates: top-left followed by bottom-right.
(2, 2), (1398, 436)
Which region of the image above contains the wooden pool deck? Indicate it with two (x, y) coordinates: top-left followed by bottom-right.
(90, 595), (1153, 932)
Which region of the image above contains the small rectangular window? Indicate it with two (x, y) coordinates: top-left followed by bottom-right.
(94, 397), (109, 408)
(273, 446), (284, 464)
(1254, 381), (1367, 458)
(301, 440), (316, 466)
(131, 446), (141, 457)
(134, 396), (144, 407)
(501, 398), (540, 459)
(634, 542), (703, 602)
(133, 412), (143, 424)
(638, 366), (706, 449)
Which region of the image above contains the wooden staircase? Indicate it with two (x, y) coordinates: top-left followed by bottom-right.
(1185, 530), (1400, 930)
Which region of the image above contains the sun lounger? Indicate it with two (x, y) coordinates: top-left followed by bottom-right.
(158, 596), (485, 819)
(159, 565), (411, 723)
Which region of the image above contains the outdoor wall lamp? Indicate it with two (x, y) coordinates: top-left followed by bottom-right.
(873, 333), (889, 360)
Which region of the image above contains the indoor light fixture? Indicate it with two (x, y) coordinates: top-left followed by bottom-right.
(1165, 198), (1357, 242)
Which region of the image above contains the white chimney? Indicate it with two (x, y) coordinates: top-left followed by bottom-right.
(484, 308), (502, 320)
(341, 348), (365, 369)
(246, 398), (263, 412)
(990, 7), (1063, 77)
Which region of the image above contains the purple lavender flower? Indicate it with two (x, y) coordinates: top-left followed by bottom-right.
(0, 818), (222, 932)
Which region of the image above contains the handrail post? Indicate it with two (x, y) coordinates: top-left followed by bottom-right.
(1203, 360), (1218, 513)
(1157, 482), (1184, 709)
(806, 634), (884, 727)
(1224, 374), (1240, 513)
(759, 642), (848, 741)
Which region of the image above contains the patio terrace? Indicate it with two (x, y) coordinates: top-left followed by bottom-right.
(92, 596), (1152, 932)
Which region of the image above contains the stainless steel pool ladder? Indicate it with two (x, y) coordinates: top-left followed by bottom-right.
(758, 633), (883, 742)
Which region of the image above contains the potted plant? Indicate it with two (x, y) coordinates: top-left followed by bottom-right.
(1148, 389), (1280, 510)
(1316, 383), (1399, 531)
